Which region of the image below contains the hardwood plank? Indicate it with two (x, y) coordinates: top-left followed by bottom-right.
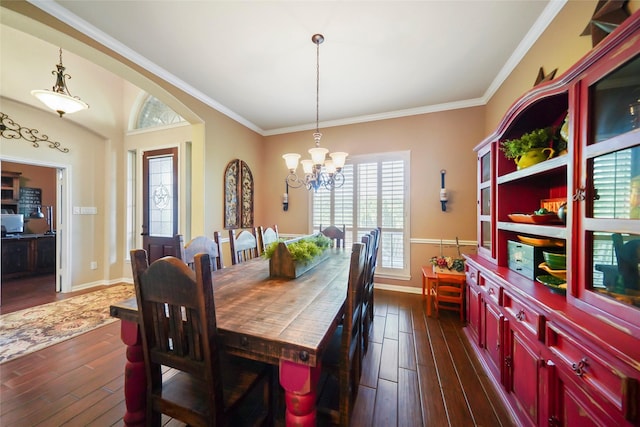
(378, 337), (398, 382)
(398, 331), (416, 370)
(360, 341), (382, 389)
(440, 315), (510, 427)
(416, 359), (448, 426)
(384, 312), (399, 340)
(398, 307), (413, 333)
(372, 378), (397, 427)
(398, 367), (422, 427)
(351, 385), (376, 427)
(370, 314), (386, 344)
(426, 312), (475, 427)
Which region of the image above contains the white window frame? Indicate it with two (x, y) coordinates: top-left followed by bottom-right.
(310, 150), (411, 280)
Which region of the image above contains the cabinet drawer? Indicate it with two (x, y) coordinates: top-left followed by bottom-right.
(503, 290), (545, 341)
(479, 275), (502, 306)
(546, 321), (639, 421)
(465, 263), (479, 286)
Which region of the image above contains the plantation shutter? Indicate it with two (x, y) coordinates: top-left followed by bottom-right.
(591, 148), (633, 286)
(311, 151), (410, 278)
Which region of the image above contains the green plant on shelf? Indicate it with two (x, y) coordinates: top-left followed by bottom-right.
(499, 127), (555, 160)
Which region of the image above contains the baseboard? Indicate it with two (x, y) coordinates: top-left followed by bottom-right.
(373, 282), (422, 294)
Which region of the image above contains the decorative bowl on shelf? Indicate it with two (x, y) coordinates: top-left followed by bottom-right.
(543, 251), (566, 269)
(538, 262), (566, 280)
(536, 275), (567, 295)
(517, 235), (565, 247)
(508, 213), (563, 224)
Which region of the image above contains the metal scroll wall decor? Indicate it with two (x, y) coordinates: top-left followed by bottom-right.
(0, 112), (70, 153)
(224, 159), (254, 229)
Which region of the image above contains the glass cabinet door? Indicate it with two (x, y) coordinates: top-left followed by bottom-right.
(478, 144), (494, 260)
(579, 52), (640, 329)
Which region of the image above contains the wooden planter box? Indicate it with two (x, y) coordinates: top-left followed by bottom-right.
(268, 235), (330, 279)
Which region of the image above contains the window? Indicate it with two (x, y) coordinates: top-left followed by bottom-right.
(312, 151), (410, 278)
(125, 150), (136, 260)
(134, 95), (185, 130)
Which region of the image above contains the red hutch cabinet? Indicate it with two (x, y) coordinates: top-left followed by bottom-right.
(465, 9), (640, 427)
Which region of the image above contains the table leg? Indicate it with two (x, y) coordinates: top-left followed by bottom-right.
(279, 359), (321, 426)
(426, 277), (434, 317)
(120, 319), (146, 427)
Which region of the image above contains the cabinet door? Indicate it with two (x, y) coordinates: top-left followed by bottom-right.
(483, 298), (504, 383)
(576, 46), (640, 335)
(1, 240), (30, 275)
(477, 143), (495, 261)
(547, 361), (617, 427)
(505, 324), (542, 427)
(467, 282), (482, 346)
(36, 237), (56, 272)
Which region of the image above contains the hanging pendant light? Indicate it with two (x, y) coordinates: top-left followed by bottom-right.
(31, 48), (89, 118)
(282, 34), (348, 192)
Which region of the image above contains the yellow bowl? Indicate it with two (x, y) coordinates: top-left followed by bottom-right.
(538, 262), (567, 281)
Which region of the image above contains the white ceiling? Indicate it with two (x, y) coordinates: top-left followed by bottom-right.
(2, 1), (566, 136)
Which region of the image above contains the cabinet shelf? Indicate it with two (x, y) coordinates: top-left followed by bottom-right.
(498, 221), (567, 239)
(497, 155), (567, 184)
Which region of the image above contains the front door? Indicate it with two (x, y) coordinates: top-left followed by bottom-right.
(142, 148), (179, 263)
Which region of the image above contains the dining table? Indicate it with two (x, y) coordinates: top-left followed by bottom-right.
(110, 248), (351, 427)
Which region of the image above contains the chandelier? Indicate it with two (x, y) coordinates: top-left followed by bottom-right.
(283, 34), (348, 192)
(31, 48), (89, 118)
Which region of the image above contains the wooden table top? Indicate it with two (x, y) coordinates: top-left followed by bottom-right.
(110, 249), (351, 367)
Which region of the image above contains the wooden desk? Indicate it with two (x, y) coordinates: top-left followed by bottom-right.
(111, 249), (351, 427)
(421, 265), (465, 317)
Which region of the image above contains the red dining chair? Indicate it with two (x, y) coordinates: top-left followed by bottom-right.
(434, 273), (466, 321)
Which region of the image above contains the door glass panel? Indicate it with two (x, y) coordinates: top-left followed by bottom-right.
(591, 54), (640, 143)
(481, 220), (491, 250)
(590, 231), (640, 309)
(481, 152), (491, 183)
(481, 187), (491, 215)
(148, 156), (174, 237)
(590, 146), (640, 219)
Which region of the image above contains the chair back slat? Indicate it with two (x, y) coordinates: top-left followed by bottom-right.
(184, 235), (224, 271)
(229, 228), (260, 264)
(258, 225), (279, 254)
(320, 224), (346, 249)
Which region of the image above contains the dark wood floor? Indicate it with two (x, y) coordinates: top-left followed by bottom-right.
(1, 274), (110, 315)
(0, 288), (516, 426)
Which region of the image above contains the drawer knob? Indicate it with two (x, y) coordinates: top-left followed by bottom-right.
(516, 309), (525, 321)
(241, 336), (249, 347)
(571, 357), (588, 377)
(299, 351), (309, 362)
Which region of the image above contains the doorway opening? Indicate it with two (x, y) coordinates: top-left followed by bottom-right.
(1, 159), (69, 311)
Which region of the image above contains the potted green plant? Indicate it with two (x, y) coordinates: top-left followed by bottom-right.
(499, 127), (555, 170)
(265, 233), (332, 279)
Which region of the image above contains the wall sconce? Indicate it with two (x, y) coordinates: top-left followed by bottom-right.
(283, 183), (289, 211)
(440, 169), (448, 212)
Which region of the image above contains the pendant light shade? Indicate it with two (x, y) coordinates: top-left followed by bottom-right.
(31, 48), (89, 117)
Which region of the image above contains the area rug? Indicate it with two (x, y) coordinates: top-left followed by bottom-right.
(0, 284), (135, 364)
